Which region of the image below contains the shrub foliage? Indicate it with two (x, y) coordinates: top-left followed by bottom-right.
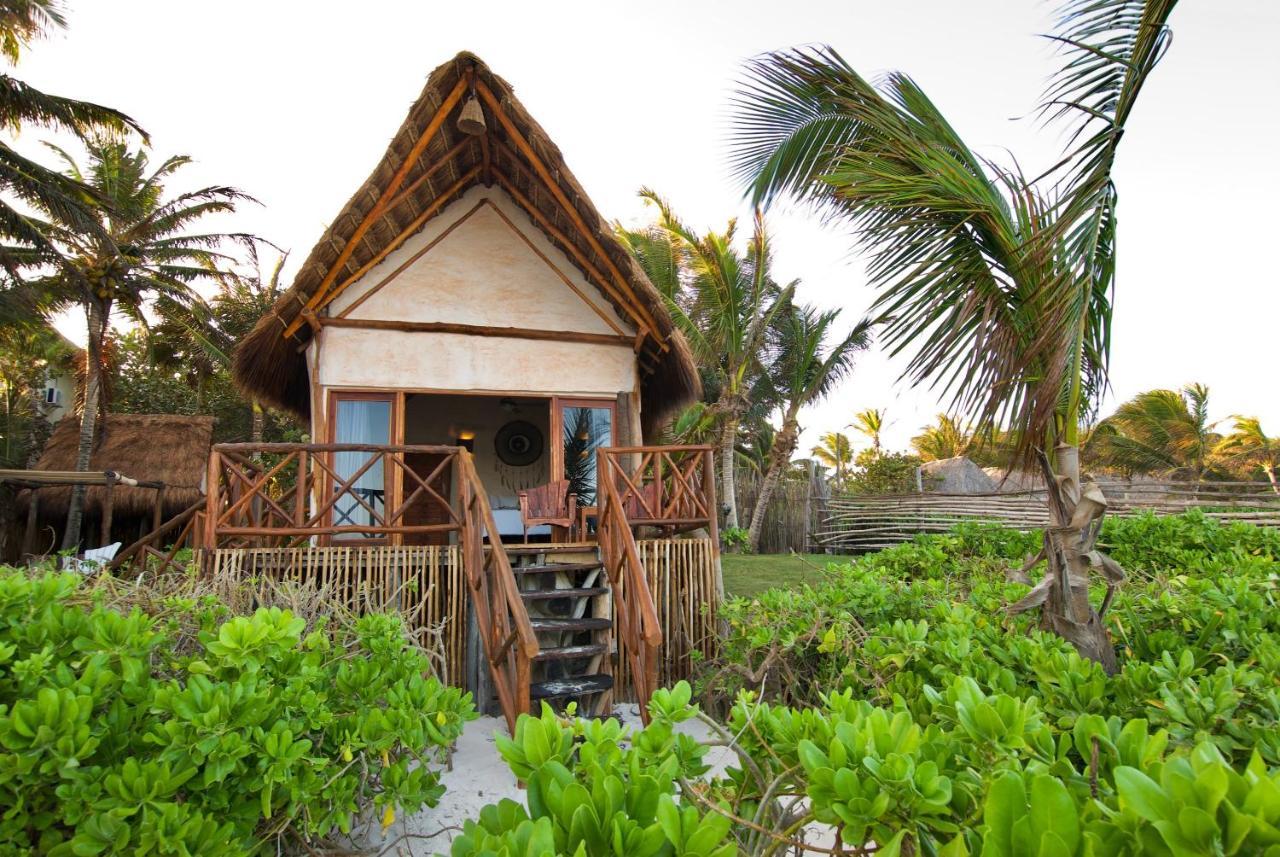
(0, 568), (475, 855)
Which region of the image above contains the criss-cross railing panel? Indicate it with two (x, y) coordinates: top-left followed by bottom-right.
(598, 445), (717, 536)
(203, 443), (463, 548)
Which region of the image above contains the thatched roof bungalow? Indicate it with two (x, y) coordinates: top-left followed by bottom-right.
(15, 414), (213, 551)
(229, 51), (700, 529)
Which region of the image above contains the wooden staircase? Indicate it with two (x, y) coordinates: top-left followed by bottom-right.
(506, 545), (615, 714)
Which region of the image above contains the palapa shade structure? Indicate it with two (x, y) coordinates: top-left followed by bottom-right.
(17, 414), (213, 523)
(232, 51), (699, 437)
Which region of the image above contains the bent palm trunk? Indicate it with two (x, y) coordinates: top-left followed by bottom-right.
(62, 300), (106, 552)
(1009, 445), (1124, 673)
(747, 422), (798, 552)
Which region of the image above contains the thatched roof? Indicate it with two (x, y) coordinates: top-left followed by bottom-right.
(233, 51), (699, 435)
(20, 414), (213, 518)
(920, 456), (998, 494)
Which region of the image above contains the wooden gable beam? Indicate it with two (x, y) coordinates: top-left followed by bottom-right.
(283, 74), (470, 340)
(475, 80), (665, 345)
(309, 164), (482, 317)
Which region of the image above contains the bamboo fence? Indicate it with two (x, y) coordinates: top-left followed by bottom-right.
(204, 545), (467, 685)
(611, 537), (719, 698)
(736, 467), (828, 555)
(816, 480), (1280, 552)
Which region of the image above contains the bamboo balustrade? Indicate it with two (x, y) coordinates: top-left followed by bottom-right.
(817, 480), (1280, 552)
(457, 451), (538, 734)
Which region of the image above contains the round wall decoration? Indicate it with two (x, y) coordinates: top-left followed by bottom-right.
(494, 420), (544, 467)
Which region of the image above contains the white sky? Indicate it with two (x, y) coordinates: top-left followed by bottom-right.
(17, 0), (1279, 454)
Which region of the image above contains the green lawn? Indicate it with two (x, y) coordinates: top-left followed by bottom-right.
(720, 553), (844, 599)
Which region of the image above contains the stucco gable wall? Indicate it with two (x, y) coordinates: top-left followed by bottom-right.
(326, 186), (631, 336)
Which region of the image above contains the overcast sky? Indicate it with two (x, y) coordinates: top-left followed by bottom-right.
(18, 1), (1278, 453)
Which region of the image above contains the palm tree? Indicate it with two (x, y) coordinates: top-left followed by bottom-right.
(911, 414), (973, 463)
(1215, 417), (1279, 493)
(23, 141), (255, 550)
(618, 189), (793, 530)
(747, 304), (870, 550)
(731, 0), (1180, 669)
(0, 0), (144, 274)
(1088, 383), (1219, 479)
(850, 407), (885, 453)
(811, 431), (854, 493)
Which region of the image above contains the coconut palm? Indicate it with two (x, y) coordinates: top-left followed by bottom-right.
(731, 0), (1180, 668)
(0, 0), (144, 274)
(850, 407), (885, 453)
(747, 304), (871, 550)
(1088, 383), (1219, 480)
(21, 141), (255, 550)
(811, 431), (854, 493)
(911, 414), (973, 463)
(618, 189), (793, 530)
(1215, 417), (1279, 493)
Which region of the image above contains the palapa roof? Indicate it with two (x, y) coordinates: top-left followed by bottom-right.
(233, 51), (699, 435)
(19, 414), (213, 518)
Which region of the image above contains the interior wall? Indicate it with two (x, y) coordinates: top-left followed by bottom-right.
(404, 394), (550, 510)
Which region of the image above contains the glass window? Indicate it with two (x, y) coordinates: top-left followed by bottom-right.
(560, 403), (612, 506)
(333, 397), (391, 537)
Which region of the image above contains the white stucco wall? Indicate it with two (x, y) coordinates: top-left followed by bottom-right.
(312, 185), (641, 419)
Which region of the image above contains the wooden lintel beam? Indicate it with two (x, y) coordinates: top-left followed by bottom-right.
(319, 316), (635, 348)
(475, 80), (665, 342)
(283, 74), (470, 340)
(310, 164), (482, 317)
(491, 165), (650, 340)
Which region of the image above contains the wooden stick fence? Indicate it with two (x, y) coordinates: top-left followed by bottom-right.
(817, 480), (1280, 552)
(205, 545), (467, 686)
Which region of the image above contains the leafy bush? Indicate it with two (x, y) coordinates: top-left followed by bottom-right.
(447, 685), (735, 857)
(706, 513), (1280, 770)
(848, 449), (923, 494)
(0, 566), (476, 855)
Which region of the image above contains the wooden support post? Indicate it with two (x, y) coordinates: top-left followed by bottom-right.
(295, 450), (308, 526)
(203, 451), (220, 556)
(153, 485), (165, 534)
(23, 489), (38, 557)
(100, 477), (115, 548)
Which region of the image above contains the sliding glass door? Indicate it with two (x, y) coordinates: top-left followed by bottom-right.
(330, 393), (393, 540)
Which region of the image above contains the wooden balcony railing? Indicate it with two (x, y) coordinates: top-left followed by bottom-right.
(598, 445), (718, 537)
(202, 443), (462, 548)
(458, 451), (538, 733)
(111, 500), (204, 577)
(597, 464), (661, 722)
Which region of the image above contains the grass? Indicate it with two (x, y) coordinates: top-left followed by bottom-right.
(720, 552), (841, 598)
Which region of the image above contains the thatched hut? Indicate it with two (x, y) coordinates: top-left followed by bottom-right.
(15, 414), (213, 552)
(229, 51), (700, 528)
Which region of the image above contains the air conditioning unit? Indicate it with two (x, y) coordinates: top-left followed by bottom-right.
(43, 386), (62, 406)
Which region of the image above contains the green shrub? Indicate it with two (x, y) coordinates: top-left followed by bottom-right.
(0, 567), (476, 855)
(706, 513), (1280, 768)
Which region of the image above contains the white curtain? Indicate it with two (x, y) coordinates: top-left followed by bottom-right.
(333, 399), (391, 533)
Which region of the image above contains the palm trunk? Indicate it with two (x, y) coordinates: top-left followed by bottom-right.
(747, 419), (798, 552)
(720, 413), (740, 531)
(1265, 465), (1278, 496)
(62, 300), (107, 552)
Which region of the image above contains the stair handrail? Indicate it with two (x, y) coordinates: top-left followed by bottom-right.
(110, 499), (205, 577)
(457, 450), (538, 733)
(597, 457), (662, 722)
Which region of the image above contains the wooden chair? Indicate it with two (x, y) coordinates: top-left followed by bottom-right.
(518, 479), (578, 542)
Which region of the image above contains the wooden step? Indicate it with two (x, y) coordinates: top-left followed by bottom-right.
(530, 673), (614, 700)
(529, 616), (611, 632)
(511, 561), (603, 575)
(520, 587), (608, 601)
(500, 543), (598, 556)
(533, 643), (609, 662)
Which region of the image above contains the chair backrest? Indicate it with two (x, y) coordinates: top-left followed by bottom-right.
(624, 481), (662, 522)
(526, 479), (570, 518)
